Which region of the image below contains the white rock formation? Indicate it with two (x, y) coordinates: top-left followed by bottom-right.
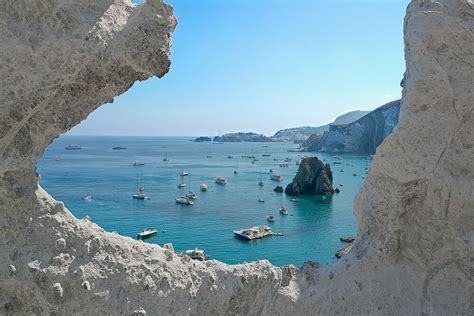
(0, 0), (472, 315)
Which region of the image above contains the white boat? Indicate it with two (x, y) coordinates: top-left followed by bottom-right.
(183, 248), (208, 261)
(279, 206), (288, 215)
(65, 144), (81, 150)
(258, 198), (265, 203)
(200, 183), (208, 192)
(233, 225), (273, 240)
(177, 182), (186, 188)
(132, 174), (149, 200)
(83, 194), (92, 202)
(185, 192), (197, 200)
(180, 170), (189, 176)
(266, 215), (276, 222)
(176, 197), (194, 205)
(137, 228), (158, 239)
(270, 174), (283, 182)
(215, 176), (227, 185)
(133, 160), (145, 166)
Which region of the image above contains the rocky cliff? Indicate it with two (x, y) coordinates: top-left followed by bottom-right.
(285, 157), (334, 195)
(0, 1), (472, 315)
(301, 100), (401, 154)
(272, 110), (369, 142)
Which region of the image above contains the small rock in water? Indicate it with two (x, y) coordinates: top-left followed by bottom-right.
(335, 188), (340, 193)
(273, 186), (284, 193)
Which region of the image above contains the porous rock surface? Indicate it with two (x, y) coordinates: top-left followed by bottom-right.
(284, 157), (334, 196)
(0, 0), (472, 315)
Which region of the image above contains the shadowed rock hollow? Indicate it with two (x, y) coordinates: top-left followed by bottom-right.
(0, 0), (472, 315)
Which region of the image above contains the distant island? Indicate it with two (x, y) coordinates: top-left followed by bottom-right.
(193, 136), (212, 142)
(213, 132), (273, 142)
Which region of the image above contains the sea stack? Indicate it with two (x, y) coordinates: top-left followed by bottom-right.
(285, 157), (334, 195)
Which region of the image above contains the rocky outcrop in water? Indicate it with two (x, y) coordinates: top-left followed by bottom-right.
(193, 136), (212, 142)
(0, 1), (472, 315)
(285, 157), (334, 195)
(213, 132), (273, 142)
(301, 100), (401, 154)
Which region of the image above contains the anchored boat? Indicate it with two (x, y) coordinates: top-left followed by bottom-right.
(183, 248), (209, 261)
(137, 228), (158, 239)
(270, 174), (283, 182)
(233, 225), (273, 240)
(215, 176), (227, 185)
(65, 144), (81, 150)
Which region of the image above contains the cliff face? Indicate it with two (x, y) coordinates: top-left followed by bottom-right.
(302, 100), (401, 154)
(285, 157), (334, 195)
(0, 1), (472, 315)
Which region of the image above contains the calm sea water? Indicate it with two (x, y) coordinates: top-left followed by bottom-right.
(37, 136), (370, 266)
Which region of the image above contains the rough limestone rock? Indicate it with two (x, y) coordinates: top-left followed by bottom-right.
(285, 157), (334, 195)
(0, 0), (472, 315)
(302, 100), (401, 153)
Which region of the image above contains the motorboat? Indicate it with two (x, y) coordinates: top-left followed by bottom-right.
(183, 248), (208, 261)
(266, 215), (276, 222)
(258, 198), (265, 203)
(270, 174), (283, 182)
(215, 176), (227, 185)
(133, 160), (145, 166)
(112, 146), (127, 150)
(180, 170), (189, 177)
(200, 183), (208, 192)
(177, 182), (186, 188)
(185, 192), (197, 200)
(279, 206), (288, 215)
(65, 144), (81, 150)
(176, 197), (194, 205)
(83, 194), (92, 202)
(233, 225), (273, 240)
(137, 228), (158, 239)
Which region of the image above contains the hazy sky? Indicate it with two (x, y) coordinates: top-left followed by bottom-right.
(69, 0), (410, 137)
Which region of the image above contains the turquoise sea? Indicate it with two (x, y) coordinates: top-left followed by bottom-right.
(37, 136), (370, 266)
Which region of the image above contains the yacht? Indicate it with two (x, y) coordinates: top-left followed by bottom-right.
(215, 176), (227, 185)
(112, 146), (127, 150)
(176, 197), (194, 205)
(183, 248), (208, 261)
(270, 174), (284, 182)
(137, 228), (158, 239)
(279, 206), (288, 215)
(65, 144), (81, 150)
(132, 175), (149, 200)
(266, 215), (276, 222)
(233, 225), (273, 240)
(133, 160), (145, 166)
(199, 183), (208, 192)
(185, 191), (197, 200)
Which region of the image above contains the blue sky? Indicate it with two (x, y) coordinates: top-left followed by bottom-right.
(69, 0), (410, 137)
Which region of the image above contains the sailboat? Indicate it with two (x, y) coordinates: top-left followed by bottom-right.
(185, 173), (197, 200)
(133, 174), (149, 200)
(258, 170), (264, 186)
(279, 193), (288, 215)
(262, 149), (271, 157)
(177, 174), (186, 188)
(213, 129), (224, 144)
(163, 153), (169, 162)
(234, 159), (239, 175)
(176, 174), (193, 205)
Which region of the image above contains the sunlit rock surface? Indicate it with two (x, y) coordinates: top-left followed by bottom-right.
(0, 0), (472, 315)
